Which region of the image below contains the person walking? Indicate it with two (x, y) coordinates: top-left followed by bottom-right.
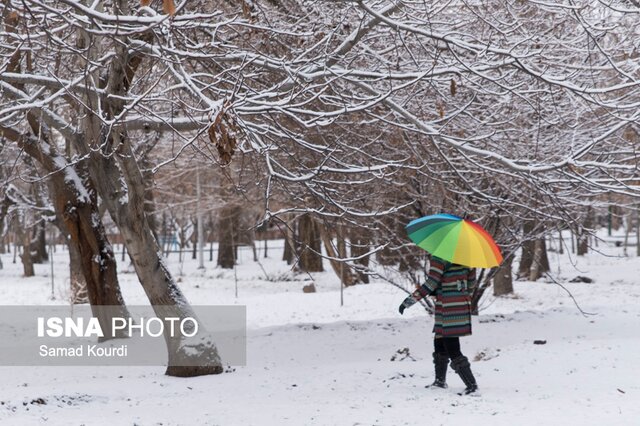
(398, 256), (479, 395)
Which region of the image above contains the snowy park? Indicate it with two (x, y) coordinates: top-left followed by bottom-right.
(0, 236), (638, 425)
(3, 0), (640, 425)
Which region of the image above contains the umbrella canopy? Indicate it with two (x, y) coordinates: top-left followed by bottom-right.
(406, 213), (503, 268)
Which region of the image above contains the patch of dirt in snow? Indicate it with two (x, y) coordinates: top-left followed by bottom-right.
(473, 347), (501, 362)
(2, 393), (94, 414)
(478, 314), (514, 323)
(382, 372), (416, 384)
(389, 347), (416, 362)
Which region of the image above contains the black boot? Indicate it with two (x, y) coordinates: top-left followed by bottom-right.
(426, 352), (449, 388)
(450, 355), (478, 395)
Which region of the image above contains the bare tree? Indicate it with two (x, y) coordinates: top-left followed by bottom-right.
(4, 0), (640, 368)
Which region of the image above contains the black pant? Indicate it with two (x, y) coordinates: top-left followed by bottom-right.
(434, 337), (462, 359)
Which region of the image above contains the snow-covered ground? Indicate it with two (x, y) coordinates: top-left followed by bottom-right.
(0, 236), (638, 425)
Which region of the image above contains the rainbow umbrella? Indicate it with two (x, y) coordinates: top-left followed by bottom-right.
(406, 213), (503, 268)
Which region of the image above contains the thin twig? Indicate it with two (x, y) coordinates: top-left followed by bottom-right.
(543, 272), (597, 317)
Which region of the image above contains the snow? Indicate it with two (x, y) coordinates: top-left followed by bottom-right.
(50, 154), (91, 203)
(0, 236), (639, 425)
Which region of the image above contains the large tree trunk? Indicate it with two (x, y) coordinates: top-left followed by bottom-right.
(76, 37), (223, 375)
(68, 239), (89, 304)
(49, 171), (129, 337)
(63, 201), (125, 309)
(81, 127), (223, 375)
(493, 254), (514, 296)
(298, 214), (323, 272)
(0, 40), (128, 330)
(217, 205), (239, 269)
(139, 145), (160, 242)
(18, 0), (227, 376)
(6, 130), (130, 335)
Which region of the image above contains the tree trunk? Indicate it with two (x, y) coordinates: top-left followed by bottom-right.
(52, 178), (129, 336)
(376, 215), (399, 266)
(82, 130), (223, 376)
(528, 238), (549, 281)
(19, 227), (35, 277)
(623, 211), (630, 257)
(192, 217), (198, 260)
(558, 230), (564, 255)
(207, 215), (215, 262)
(398, 213), (421, 272)
(349, 229), (370, 284)
(539, 238), (550, 272)
(217, 205), (239, 269)
(636, 204), (640, 257)
(141, 155), (160, 242)
(577, 231), (589, 255)
(493, 254), (514, 296)
(398, 251), (420, 272)
(611, 205), (622, 231)
(30, 219), (48, 263)
(298, 214), (323, 272)
(320, 226), (356, 286)
(282, 222), (296, 265)
(68, 239), (89, 304)
(518, 221), (534, 278)
(30, 183), (49, 263)
(577, 208), (593, 256)
(70, 5), (223, 376)
(0, 192), (13, 255)
(376, 245), (397, 266)
(1, 99), (130, 336)
(0, 171), (5, 257)
(178, 223), (187, 262)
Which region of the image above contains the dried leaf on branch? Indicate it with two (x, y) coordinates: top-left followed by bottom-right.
(208, 104), (240, 165)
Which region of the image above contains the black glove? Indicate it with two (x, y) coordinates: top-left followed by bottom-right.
(398, 296), (416, 315)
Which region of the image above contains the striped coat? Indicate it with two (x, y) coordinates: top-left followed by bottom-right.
(411, 257), (476, 338)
